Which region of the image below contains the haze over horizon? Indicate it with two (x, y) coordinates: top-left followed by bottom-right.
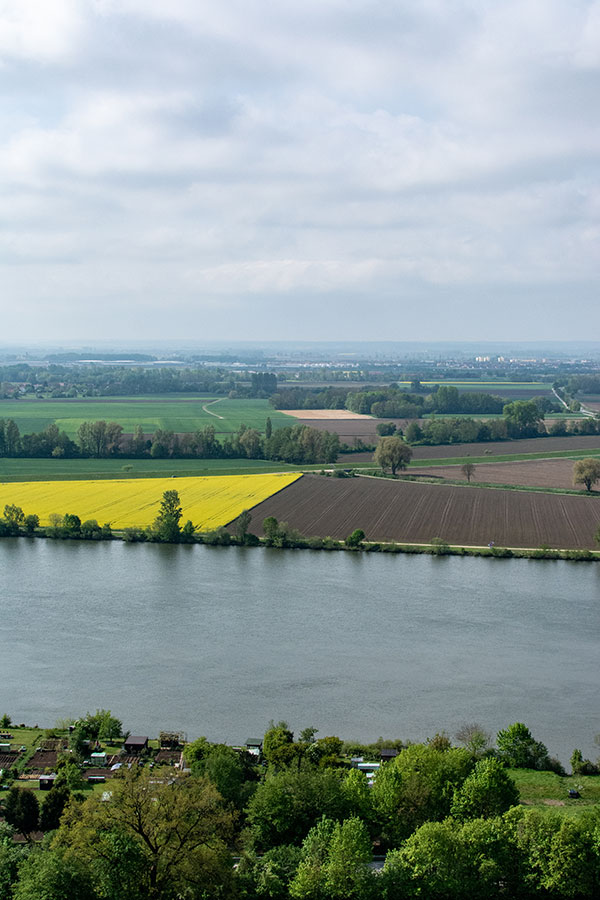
(1, 1), (599, 343)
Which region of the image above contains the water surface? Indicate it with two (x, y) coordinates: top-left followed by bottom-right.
(1, 539), (598, 763)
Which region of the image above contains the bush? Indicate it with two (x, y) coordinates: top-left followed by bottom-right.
(430, 537), (451, 555)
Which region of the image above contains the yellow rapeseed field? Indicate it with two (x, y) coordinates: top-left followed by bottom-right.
(0, 473), (302, 530)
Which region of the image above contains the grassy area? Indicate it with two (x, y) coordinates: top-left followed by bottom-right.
(0, 457), (300, 482)
(408, 448), (600, 468)
(0, 397), (291, 436)
(2, 444), (600, 484)
(511, 769), (600, 815)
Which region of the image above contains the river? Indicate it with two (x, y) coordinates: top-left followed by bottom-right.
(1, 539), (598, 763)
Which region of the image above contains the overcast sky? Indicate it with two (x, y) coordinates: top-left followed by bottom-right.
(0, 0), (599, 344)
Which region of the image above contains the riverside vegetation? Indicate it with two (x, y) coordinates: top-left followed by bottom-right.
(1, 714), (599, 900)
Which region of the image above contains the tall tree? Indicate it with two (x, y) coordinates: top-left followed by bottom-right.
(573, 457), (600, 492)
(56, 768), (235, 900)
(151, 490), (182, 542)
(373, 436), (412, 476)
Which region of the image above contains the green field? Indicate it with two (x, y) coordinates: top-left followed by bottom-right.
(3, 445), (600, 483)
(510, 769), (600, 816)
(0, 457), (299, 482)
(0, 397), (292, 436)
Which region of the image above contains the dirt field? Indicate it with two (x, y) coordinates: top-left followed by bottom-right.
(296, 417), (406, 441)
(281, 409), (374, 420)
(338, 434), (600, 464)
(412, 435), (600, 460)
(408, 458), (590, 491)
(235, 474), (600, 549)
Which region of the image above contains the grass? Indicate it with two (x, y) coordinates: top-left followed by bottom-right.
(408, 448), (600, 468)
(0, 397), (291, 436)
(0, 457), (300, 482)
(511, 769), (600, 816)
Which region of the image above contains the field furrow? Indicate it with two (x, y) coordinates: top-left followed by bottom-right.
(0, 473), (302, 530)
(233, 475), (600, 549)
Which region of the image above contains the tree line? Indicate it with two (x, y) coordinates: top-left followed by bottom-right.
(0, 716), (599, 899)
(0, 419), (340, 464)
(270, 384), (563, 418)
(0, 363), (282, 400)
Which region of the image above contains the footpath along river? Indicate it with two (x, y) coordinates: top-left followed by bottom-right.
(1, 538), (598, 764)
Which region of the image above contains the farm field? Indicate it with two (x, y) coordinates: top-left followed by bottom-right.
(339, 434), (600, 465)
(0, 473), (301, 530)
(408, 458), (591, 491)
(237, 474), (600, 549)
(412, 434), (600, 459)
(281, 409), (374, 420)
(0, 457), (300, 482)
(0, 397), (291, 436)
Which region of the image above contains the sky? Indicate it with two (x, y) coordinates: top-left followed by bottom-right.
(0, 0), (599, 344)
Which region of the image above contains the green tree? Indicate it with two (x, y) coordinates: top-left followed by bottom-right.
(382, 816), (521, 900)
(573, 457), (600, 492)
(503, 400), (544, 438)
(62, 514), (81, 537)
(13, 848), (98, 900)
(24, 513), (40, 535)
(371, 744), (474, 845)
(3, 787), (39, 840)
(83, 709), (122, 742)
(263, 516), (281, 546)
(262, 722), (296, 769)
(495, 722), (550, 770)
(183, 737), (257, 809)
(57, 767), (235, 900)
(288, 815), (374, 900)
(373, 436), (412, 476)
(345, 529), (365, 549)
(450, 757), (520, 820)
(236, 509), (253, 542)
(39, 784), (72, 832)
(3, 504), (25, 535)
(151, 490), (182, 542)
(265, 417), (273, 440)
(246, 769), (349, 850)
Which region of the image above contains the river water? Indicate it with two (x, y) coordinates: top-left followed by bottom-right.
(1, 539), (598, 763)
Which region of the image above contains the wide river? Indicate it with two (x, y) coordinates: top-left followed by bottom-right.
(1, 539), (598, 763)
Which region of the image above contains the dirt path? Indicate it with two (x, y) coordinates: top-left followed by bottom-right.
(202, 399), (225, 419)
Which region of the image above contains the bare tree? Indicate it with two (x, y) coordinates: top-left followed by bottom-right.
(461, 462), (476, 483)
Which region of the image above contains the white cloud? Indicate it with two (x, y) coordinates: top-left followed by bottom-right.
(0, 0), (599, 341)
(0, 0), (83, 62)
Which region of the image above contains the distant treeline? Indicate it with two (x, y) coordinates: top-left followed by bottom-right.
(271, 384), (561, 418)
(0, 419), (340, 464)
(0, 364), (279, 399)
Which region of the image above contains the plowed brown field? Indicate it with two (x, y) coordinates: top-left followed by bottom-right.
(408, 458), (590, 491)
(338, 434), (600, 464)
(233, 475), (600, 549)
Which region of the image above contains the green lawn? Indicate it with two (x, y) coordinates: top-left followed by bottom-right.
(0, 457), (299, 482)
(511, 769), (600, 816)
(0, 397), (292, 436)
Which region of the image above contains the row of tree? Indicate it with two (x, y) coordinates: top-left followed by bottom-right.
(0, 419), (340, 464)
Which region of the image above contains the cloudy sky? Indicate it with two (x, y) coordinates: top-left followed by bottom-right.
(1, 0), (599, 344)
